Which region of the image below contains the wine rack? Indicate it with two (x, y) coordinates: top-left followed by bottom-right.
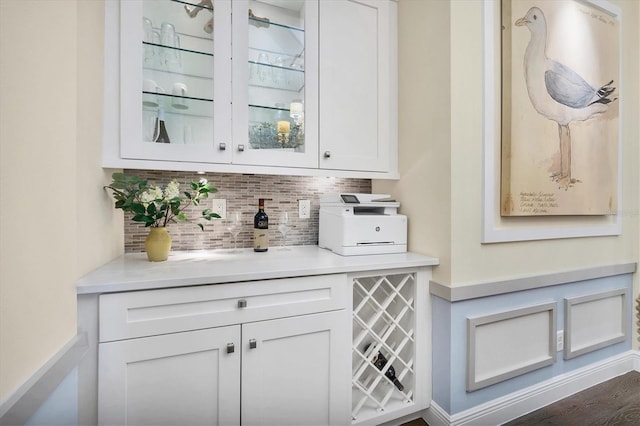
(352, 272), (416, 423)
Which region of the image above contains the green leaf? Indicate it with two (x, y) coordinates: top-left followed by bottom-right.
(131, 203), (146, 214)
(147, 203), (157, 215)
(176, 212), (188, 221)
(184, 192), (192, 200)
(198, 223), (205, 231)
(108, 181), (128, 189)
(132, 214), (147, 223)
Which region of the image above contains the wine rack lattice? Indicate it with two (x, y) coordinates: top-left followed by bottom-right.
(352, 273), (416, 422)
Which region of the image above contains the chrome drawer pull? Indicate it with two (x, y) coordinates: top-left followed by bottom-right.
(227, 343), (235, 354)
(237, 299), (247, 308)
(249, 338), (257, 349)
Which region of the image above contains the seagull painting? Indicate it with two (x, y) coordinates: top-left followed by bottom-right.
(515, 6), (617, 190)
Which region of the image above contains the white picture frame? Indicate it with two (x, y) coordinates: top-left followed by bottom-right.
(481, 0), (623, 243)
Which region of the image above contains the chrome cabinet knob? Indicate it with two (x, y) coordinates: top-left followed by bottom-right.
(324, 151), (331, 158)
(226, 343), (235, 354)
(237, 299), (247, 308)
(238, 144), (245, 152)
(219, 143), (226, 151)
(249, 338), (257, 349)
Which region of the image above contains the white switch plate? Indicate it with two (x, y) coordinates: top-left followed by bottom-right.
(212, 199), (226, 219)
(298, 199), (311, 218)
(556, 330), (564, 351)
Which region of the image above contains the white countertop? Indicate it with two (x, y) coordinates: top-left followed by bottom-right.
(76, 245), (439, 294)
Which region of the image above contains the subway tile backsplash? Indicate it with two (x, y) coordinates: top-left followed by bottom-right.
(122, 170), (371, 253)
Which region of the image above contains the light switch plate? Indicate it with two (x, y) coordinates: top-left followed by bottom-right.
(557, 330), (564, 351)
(213, 199), (226, 219)
(298, 199), (311, 219)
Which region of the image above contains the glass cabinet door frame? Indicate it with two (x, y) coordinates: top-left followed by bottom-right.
(119, 0), (233, 164)
(231, 0), (319, 168)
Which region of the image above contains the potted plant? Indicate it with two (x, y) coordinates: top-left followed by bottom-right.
(105, 173), (220, 261)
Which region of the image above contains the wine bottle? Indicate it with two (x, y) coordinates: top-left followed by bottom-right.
(156, 107), (171, 143)
(253, 198), (269, 252)
(366, 344), (404, 391)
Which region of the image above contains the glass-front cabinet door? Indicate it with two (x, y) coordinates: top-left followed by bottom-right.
(120, 0), (232, 163)
(232, 0), (319, 168)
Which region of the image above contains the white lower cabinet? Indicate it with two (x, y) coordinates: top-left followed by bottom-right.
(99, 326), (241, 426)
(242, 311), (350, 426)
(97, 276), (350, 426)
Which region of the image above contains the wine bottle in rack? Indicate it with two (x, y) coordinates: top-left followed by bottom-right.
(366, 344), (404, 391)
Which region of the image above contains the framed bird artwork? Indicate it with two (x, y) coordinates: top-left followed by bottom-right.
(500, 0), (620, 216)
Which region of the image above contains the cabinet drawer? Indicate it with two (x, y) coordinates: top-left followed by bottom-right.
(99, 274), (348, 342)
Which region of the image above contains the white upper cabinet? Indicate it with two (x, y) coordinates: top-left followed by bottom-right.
(318, 0), (396, 173)
(231, 0), (319, 168)
(118, 0), (233, 164)
(103, 0), (397, 177)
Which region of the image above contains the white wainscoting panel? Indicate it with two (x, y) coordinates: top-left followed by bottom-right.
(424, 351), (639, 426)
(467, 303), (556, 391)
(564, 288), (628, 360)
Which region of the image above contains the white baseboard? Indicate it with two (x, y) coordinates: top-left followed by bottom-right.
(423, 350), (640, 426)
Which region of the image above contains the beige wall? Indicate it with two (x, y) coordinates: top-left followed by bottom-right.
(376, 0), (639, 349)
(448, 0), (638, 285)
(377, 0), (639, 288)
(0, 0), (121, 400)
(375, 0), (453, 283)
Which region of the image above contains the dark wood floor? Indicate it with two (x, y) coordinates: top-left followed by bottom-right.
(402, 371), (640, 426)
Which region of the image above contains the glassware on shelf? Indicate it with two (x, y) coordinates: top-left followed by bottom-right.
(226, 212), (242, 251)
(289, 99), (303, 124)
(272, 56), (285, 86)
(143, 17), (154, 66)
(257, 52), (270, 82)
(160, 22), (176, 48)
(143, 110), (159, 142)
(171, 83), (188, 110)
(249, 121), (276, 149)
(142, 79), (164, 108)
(289, 99), (304, 148)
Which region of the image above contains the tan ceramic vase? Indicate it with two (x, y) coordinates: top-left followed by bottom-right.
(145, 227), (172, 261)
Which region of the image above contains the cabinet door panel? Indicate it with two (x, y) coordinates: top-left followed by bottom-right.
(98, 326), (240, 426)
(319, 0), (392, 172)
(231, 0), (319, 168)
(119, 0), (232, 163)
(241, 310), (350, 426)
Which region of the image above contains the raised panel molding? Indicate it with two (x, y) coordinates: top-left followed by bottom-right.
(564, 288), (629, 360)
(467, 303), (557, 391)
(424, 351), (640, 426)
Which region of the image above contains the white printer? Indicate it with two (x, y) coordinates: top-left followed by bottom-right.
(319, 193), (407, 256)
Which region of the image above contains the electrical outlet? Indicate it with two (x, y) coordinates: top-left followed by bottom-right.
(298, 199), (311, 219)
(212, 199), (226, 219)
(557, 330), (564, 351)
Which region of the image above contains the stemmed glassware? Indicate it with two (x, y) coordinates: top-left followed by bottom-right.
(277, 212), (290, 249)
(226, 212), (242, 251)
